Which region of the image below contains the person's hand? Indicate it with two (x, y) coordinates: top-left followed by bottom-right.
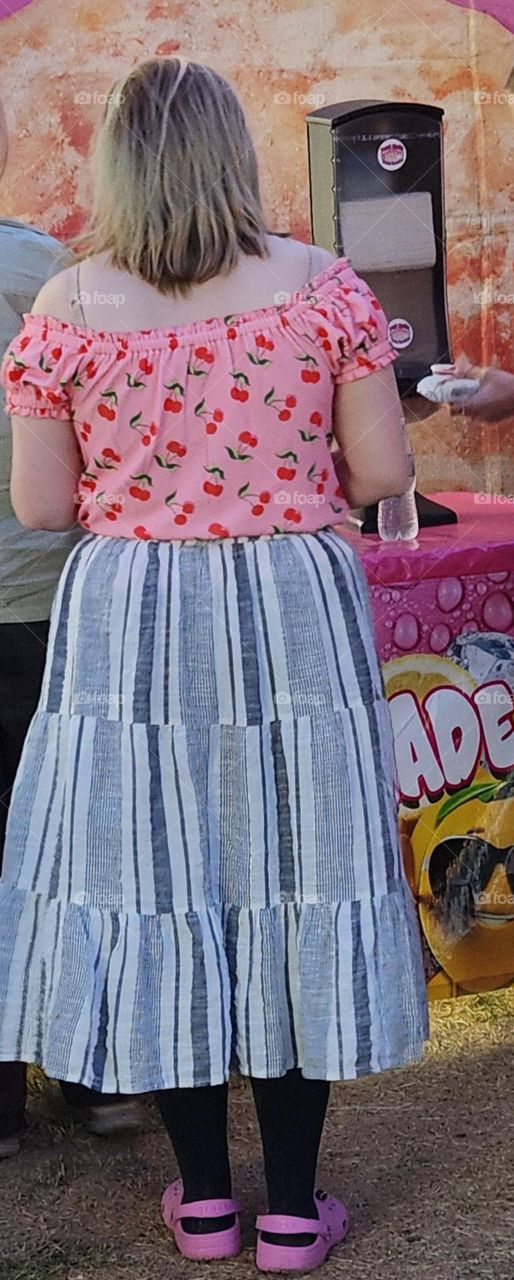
(450, 355), (514, 422)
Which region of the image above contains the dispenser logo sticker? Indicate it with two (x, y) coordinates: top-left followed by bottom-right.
(377, 138), (407, 171)
(388, 318), (414, 349)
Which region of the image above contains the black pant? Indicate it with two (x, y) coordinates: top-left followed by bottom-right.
(0, 621), (121, 1139)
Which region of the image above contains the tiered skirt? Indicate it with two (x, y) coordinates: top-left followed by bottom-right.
(0, 530), (428, 1090)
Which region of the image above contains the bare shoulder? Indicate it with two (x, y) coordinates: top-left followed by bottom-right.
(265, 235), (337, 289)
(31, 263), (80, 321)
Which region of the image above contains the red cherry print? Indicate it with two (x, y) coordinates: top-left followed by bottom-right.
(116, 350), (126, 361)
(285, 395), (296, 408)
(82, 477), (97, 492)
(166, 440), (187, 457)
(284, 508), (302, 523)
(230, 386), (249, 403)
(134, 525), (152, 539)
(206, 422), (217, 435)
(226, 327), (237, 340)
(164, 396), (182, 413)
(209, 523), (230, 537)
(183, 502), (195, 515)
(105, 511), (118, 522)
(19, 335), (30, 351)
(203, 480), (224, 497)
(46, 391), (63, 405)
(316, 483), (325, 495)
(8, 367), (24, 382)
(255, 334), (267, 349)
(194, 346), (207, 359)
(98, 404), (116, 421)
(277, 466), (296, 481)
(168, 334), (179, 350)
(301, 369), (321, 384)
(101, 448), (121, 462)
(251, 504), (265, 516)
(174, 513), (187, 525)
(321, 469), (329, 482)
(310, 412), (322, 426)
(139, 358), (153, 375)
(213, 409), (224, 422)
(51, 345), (62, 360)
(278, 410), (291, 422)
(129, 485), (151, 501)
(259, 491), (271, 504)
(204, 351), (214, 364)
(111, 503), (123, 514)
(335, 484), (344, 499)
(150, 424), (158, 437)
(142, 434), (151, 446)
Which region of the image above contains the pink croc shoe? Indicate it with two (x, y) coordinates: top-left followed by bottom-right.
(256, 1190), (349, 1273)
(161, 1178), (242, 1261)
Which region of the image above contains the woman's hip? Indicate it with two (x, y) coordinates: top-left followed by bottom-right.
(40, 530), (384, 728)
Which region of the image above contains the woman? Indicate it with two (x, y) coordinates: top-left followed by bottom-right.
(0, 58), (428, 1272)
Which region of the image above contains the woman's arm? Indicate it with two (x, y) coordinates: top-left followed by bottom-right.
(10, 270), (82, 530)
(332, 363), (411, 509)
(11, 413), (82, 530)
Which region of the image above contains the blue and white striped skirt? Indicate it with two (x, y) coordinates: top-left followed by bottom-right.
(0, 530), (428, 1091)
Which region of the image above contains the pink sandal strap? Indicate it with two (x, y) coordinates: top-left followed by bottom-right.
(256, 1213), (322, 1235)
(173, 1197), (240, 1222)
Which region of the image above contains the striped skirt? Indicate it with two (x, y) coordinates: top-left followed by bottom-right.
(0, 530), (428, 1092)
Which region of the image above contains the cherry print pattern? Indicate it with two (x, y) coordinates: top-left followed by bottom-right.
(1, 259), (395, 539)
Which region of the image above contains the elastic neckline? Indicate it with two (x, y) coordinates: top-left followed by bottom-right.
(22, 257), (351, 350)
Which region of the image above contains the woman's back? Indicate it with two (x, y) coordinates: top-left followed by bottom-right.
(3, 241), (395, 540)
(70, 236), (330, 332)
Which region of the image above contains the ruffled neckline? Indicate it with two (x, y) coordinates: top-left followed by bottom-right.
(21, 257), (352, 351)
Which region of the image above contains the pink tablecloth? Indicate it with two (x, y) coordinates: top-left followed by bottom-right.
(342, 491), (514, 662)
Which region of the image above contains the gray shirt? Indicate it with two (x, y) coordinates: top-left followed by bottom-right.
(0, 218), (81, 624)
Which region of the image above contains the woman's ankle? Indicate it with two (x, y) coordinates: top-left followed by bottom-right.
(181, 1179), (233, 1205)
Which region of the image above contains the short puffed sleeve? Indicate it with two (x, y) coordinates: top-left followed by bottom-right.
(0, 315), (79, 418)
(309, 263), (397, 385)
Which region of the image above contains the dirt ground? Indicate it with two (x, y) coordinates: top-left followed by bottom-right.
(1, 990), (513, 1280)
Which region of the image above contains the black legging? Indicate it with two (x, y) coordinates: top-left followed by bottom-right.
(155, 1070), (330, 1237)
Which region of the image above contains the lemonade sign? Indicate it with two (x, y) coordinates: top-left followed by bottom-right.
(383, 642), (514, 1000)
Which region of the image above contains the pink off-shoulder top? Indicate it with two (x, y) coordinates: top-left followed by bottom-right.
(1, 258), (396, 541)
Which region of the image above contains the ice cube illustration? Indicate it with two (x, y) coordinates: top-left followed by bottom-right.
(450, 631), (514, 688)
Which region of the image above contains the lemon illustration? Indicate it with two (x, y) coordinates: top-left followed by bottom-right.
(384, 652), (477, 702)
(412, 788), (514, 994)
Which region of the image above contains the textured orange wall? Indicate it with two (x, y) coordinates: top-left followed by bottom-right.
(0, 0), (513, 493)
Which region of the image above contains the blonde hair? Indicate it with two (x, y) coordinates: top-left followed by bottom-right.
(80, 58), (269, 294)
